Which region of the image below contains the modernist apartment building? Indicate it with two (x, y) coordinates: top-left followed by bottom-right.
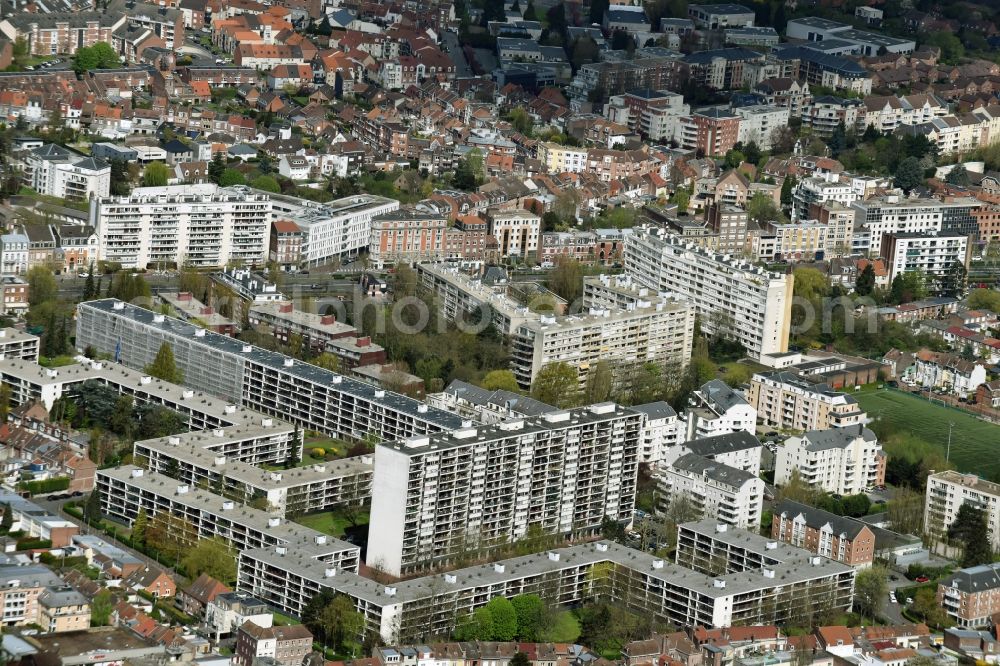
(772, 500), (876, 568)
(509, 296), (695, 390)
(368, 210), (450, 268)
(880, 232), (971, 288)
(657, 454), (764, 529)
(238, 520), (855, 642)
(925, 471), (1000, 551)
(682, 379), (757, 441)
(938, 563), (1000, 628)
(774, 425), (886, 496)
(135, 430), (372, 517)
(631, 401), (680, 465)
(624, 227), (794, 359)
(266, 191), (399, 266)
(747, 371), (868, 432)
(91, 184), (271, 269)
(0, 328), (41, 361)
(849, 196), (978, 255)
(97, 466), (360, 572)
(416, 263), (542, 337)
(75, 300), (466, 442)
(488, 210), (541, 258)
(18, 144), (110, 202)
(367, 403), (642, 576)
(0, 12), (126, 56)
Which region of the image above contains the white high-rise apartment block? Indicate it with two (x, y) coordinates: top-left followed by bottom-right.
(675, 431), (763, 476)
(774, 425), (886, 496)
(658, 453), (764, 529)
(631, 402), (680, 466)
(489, 209), (541, 258)
(267, 191), (399, 266)
(19, 144), (110, 202)
(624, 227), (794, 359)
(91, 184), (271, 269)
(849, 196), (974, 255)
(925, 471), (1000, 550)
(367, 403), (642, 576)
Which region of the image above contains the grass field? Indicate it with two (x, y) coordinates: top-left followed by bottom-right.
(856, 388), (1000, 475)
(293, 509), (369, 537)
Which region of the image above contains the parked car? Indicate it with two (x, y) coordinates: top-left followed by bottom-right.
(310, 283), (323, 290)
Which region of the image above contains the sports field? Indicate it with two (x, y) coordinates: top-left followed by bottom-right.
(855, 388), (1000, 476)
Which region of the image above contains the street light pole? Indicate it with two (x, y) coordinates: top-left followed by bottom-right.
(946, 422), (956, 463)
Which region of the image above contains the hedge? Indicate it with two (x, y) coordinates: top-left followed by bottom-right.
(17, 477), (70, 495)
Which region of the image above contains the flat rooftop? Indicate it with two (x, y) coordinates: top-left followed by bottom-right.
(383, 403), (638, 456)
(79, 300), (465, 430)
(99, 466), (359, 559)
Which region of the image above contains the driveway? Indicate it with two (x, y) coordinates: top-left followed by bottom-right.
(442, 31), (473, 78)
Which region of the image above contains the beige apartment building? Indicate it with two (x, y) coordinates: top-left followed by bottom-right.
(925, 471), (1000, 551)
(748, 371), (868, 432)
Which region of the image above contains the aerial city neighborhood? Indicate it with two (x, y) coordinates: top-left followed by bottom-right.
(4, 0), (1000, 664)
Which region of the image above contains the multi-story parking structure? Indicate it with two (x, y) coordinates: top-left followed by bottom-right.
(135, 431), (372, 517)
(367, 403), (642, 576)
(75, 300), (467, 442)
(238, 519), (855, 643)
(97, 466), (359, 573)
(623, 227), (794, 359)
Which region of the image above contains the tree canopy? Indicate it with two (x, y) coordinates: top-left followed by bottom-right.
(531, 362), (580, 408)
(182, 538), (236, 583)
(145, 342), (184, 384)
(73, 42), (118, 74)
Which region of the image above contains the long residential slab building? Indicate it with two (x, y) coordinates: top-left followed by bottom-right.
(75, 299), (467, 442)
(367, 403), (642, 576)
(238, 518), (855, 643)
(623, 226), (794, 359)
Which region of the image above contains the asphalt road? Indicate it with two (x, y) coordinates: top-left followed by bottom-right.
(442, 32), (473, 78)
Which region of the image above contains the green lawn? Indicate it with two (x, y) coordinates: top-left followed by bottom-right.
(856, 388), (1000, 475)
(39, 355), (78, 368)
(292, 509), (369, 537)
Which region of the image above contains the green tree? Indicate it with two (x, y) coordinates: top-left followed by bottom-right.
(912, 587), (949, 628)
(853, 565), (888, 621)
(780, 175), (797, 207)
(724, 150), (745, 169)
(131, 508), (148, 546)
(251, 175), (280, 192)
(546, 257), (584, 302)
(793, 267), (829, 301)
(91, 589), (114, 627)
(0, 503), (11, 533)
(893, 156), (924, 193)
(889, 271), (927, 304)
(855, 263), (876, 296)
(315, 595), (364, 652)
(83, 263), (96, 300)
(946, 164), (970, 186)
(968, 288), (1000, 312)
(486, 596), (518, 641)
(219, 169), (246, 187)
(531, 362), (580, 408)
(144, 342), (184, 384)
(940, 260), (967, 297)
(0, 383), (11, 423)
(482, 370), (520, 392)
(208, 152), (227, 184)
(522, 0), (536, 19)
(459, 606), (495, 640)
(26, 266), (57, 307)
(511, 594), (545, 641)
(182, 538), (237, 583)
(509, 108), (534, 136)
(142, 161), (169, 187)
(83, 487), (102, 524)
(671, 188), (690, 214)
(950, 503), (993, 566)
(311, 353), (341, 372)
(747, 191), (785, 225)
(584, 360), (613, 404)
(510, 654), (530, 666)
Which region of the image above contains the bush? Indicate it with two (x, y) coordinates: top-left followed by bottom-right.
(16, 537), (52, 550)
(17, 477), (70, 495)
(311, 448), (325, 458)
